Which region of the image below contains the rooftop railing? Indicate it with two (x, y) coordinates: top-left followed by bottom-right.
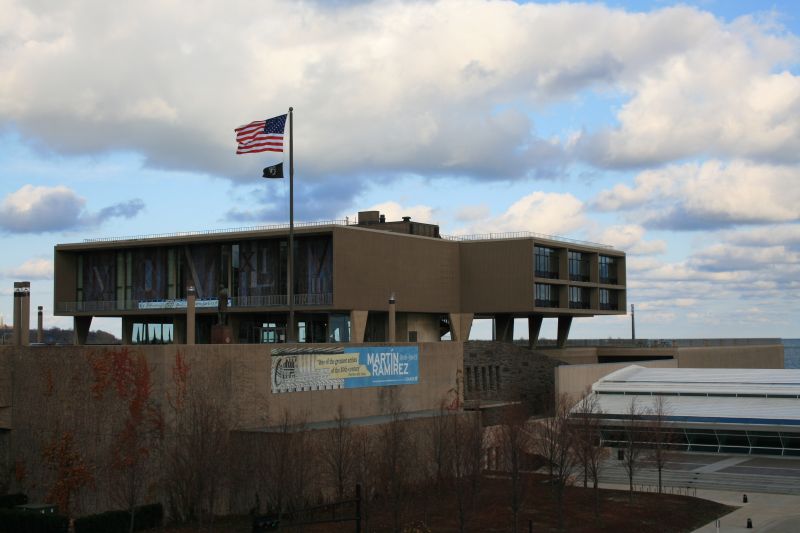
(443, 231), (614, 249)
(68, 218), (614, 250)
(77, 220), (352, 244)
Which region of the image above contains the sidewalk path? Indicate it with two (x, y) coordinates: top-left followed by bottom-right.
(690, 490), (800, 532)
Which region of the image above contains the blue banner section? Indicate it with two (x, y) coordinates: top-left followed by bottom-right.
(344, 346), (419, 389)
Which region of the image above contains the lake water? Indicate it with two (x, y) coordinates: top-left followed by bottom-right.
(784, 339), (800, 369)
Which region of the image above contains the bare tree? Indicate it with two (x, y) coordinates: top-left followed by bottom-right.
(428, 401), (452, 492)
(570, 389), (607, 520)
(449, 413), (484, 533)
(376, 394), (412, 533)
(352, 426), (376, 532)
(646, 395), (674, 494)
(416, 401), (453, 526)
(163, 352), (232, 528)
(261, 409), (313, 519)
(533, 394), (575, 531)
(89, 348), (163, 533)
(621, 397), (647, 502)
(320, 404), (356, 502)
(499, 405), (530, 533)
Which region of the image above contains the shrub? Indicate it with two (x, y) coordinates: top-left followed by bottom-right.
(74, 503), (163, 533)
(0, 508), (69, 533)
(0, 493), (28, 509)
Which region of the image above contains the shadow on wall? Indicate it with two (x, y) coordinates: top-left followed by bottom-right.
(462, 341), (561, 415)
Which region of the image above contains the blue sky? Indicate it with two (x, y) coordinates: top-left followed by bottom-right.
(1, 0), (798, 340)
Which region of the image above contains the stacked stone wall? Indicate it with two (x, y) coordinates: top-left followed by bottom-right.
(462, 341), (562, 414)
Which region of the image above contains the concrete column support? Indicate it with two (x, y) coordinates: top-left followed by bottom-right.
(495, 313), (514, 343)
(121, 316), (134, 345)
(186, 286), (196, 345)
(448, 312), (474, 342)
(228, 315), (240, 344)
(557, 316), (573, 348)
(12, 281), (31, 346)
(172, 316), (186, 345)
(73, 316), (92, 346)
(37, 306), (43, 343)
(528, 315), (543, 348)
(350, 310), (368, 344)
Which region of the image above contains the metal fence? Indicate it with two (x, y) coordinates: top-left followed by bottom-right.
(56, 292), (333, 313)
(443, 231), (614, 249)
(77, 219), (352, 244)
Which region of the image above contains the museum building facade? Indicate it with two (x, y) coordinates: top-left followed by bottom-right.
(53, 211), (626, 346)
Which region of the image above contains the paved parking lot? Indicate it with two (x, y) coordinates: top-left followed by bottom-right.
(599, 452), (800, 494)
(597, 452), (800, 532)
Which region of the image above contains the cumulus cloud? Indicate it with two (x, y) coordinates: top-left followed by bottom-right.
(365, 202), (436, 224)
(2, 258), (53, 280)
(0, 185), (144, 233)
(722, 224), (800, 248)
(461, 191), (585, 236)
(624, 226), (800, 328)
(690, 243), (800, 273)
(592, 160), (800, 230)
(589, 224), (666, 255)
(2, 0), (797, 190)
(455, 204), (491, 223)
(575, 14), (800, 167)
(0, 185), (84, 233)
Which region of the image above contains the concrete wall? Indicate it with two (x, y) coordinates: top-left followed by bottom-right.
(537, 347), (599, 365)
(0, 341), (462, 513)
(4, 342), (461, 429)
(677, 344), (784, 369)
(555, 359), (678, 404)
(332, 226), (460, 313)
(0, 348), (11, 429)
(459, 239), (534, 313)
(396, 313), (442, 343)
(553, 344), (785, 404)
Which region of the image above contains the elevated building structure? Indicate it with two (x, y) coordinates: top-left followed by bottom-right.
(53, 210), (626, 346)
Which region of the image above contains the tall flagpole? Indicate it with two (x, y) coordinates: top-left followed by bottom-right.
(288, 107), (295, 342)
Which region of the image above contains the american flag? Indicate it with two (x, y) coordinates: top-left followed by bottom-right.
(235, 114), (287, 154)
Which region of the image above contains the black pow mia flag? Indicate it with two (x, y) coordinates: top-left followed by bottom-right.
(262, 162), (284, 179)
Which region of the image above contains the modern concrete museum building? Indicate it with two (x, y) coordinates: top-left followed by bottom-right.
(53, 210), (627, 346)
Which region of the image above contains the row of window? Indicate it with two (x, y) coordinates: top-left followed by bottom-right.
(465, 365), (502, 393)
(534, 247), (620, 284)
(74, 237), (333, 306)
(601, 427), (800, 456)
(535, 284), (620, 310)
(598, 390), (800, 399)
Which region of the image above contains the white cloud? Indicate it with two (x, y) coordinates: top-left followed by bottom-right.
(590, 224), (666, 255)
(722, 224), (800, 247)
(366, 201), (435, 224)
(576, 14), (800, 167)
(470, 191), (585, 236)
(2, 258), (53, 280)
(455, 204), (490, 223)
(0, 185), (84, 233)
(0, 185), (144, 233)
(592, 160), (800, 230)
(2, 0), (797, 187)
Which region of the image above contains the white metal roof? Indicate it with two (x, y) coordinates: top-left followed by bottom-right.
(583, 366), (800, 428)
(594, 366), (800, 396)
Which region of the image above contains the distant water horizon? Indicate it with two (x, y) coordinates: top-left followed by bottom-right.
(784, 339), (800, 369)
